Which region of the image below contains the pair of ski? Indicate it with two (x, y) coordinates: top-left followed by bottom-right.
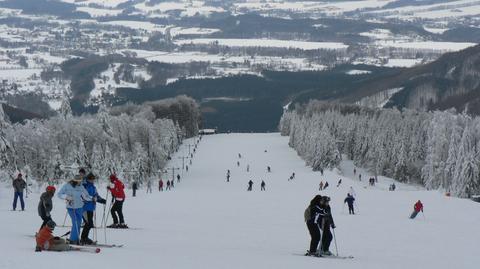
(71, 242), (124, 248)
(67, 242), (123, 253)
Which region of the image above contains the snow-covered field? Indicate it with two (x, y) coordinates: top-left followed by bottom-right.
(1, 133), (479, 269)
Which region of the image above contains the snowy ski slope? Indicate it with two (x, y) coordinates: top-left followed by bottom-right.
(1, 133), (479, 269)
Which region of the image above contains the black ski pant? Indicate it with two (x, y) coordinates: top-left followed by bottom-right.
(81, 211), (94, 240)
(307, 221), (321, 253)
(111, 200), (125, 224)
(321, 227), (333, 252)
(348, 204), (355, 214)
(40, 215), (52, 230)
(133, 189), (136, 197)
(261, 186), (265, 191)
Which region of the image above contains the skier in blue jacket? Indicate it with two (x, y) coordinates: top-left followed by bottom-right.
(344, 193), (355, 215)
(80, 173), (106, 245)
(57, 175), (92, 245)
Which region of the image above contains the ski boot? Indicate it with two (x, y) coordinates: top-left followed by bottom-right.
(320, 250), (333, 256)
(107, 223), (119, 228)
(81, 238), (95, 245)
(305, 250), (322, 257)
(118, 223), (129, 229)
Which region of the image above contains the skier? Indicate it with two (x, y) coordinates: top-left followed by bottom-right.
(391, 183), (396, 191)
(304, 195), (327, 256)
(320, 168), (324, 176)
(238, 153), (241, 158)
(177, 174), (181, 183)
(81, 173), (106, 244)
(292, 172), (295, 179)
(35, 220), (70, 252)
(319, 181), (324, 191)
(146, 180), (152, 193)
(359, 174), (362, 181)
(189, 159), (192, 165)
(186, 165), (189, 172)
(166, 180), (171, 190)
(267, 166), (271, 173)
(353, 168), (356, 175)
(57, 174), (92, 245)
(38, 186), (55, 227)
(12, 173), (26, 211)
(237, 161), (240, 167)
(171, 179), (175, 188)
(107, 174), (127, 228)
(410, 200), (423, 219)
(132, 181), (138, 197)
(247, 164), (250, 172)
(261, 180), (266, 191)
(348, 186), (356, 197)
(226, 169), (231, 182)
(159, 179), (164, 191)
(247, 180), (253, 191)
(337, 179), (342, 187)
(38, 186), (56, 230)
(344, 193), (355, 215)
(319, 196), (335, 256)
(323, 181), (329, 190)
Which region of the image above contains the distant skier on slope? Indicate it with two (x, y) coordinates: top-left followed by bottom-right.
(12, 173), (26, 211)
(247, 164), (250, 172)
(319, 196), (335, 256)
(337, 179), (342, 187)
(304, 195), (327, 257)
(146, 180), (153, 193)
(247, 180), (253, 191)
(267, 166), (271, 173)
(177, 174), (181, 183)
(344, 193), (355, 215)
(159, 179), (164, 191)
(410, 200), (423, 219)
(226, 170), (231, 182)
(261, 180), (266, 191)
(35, 220), (71, 252)
(166, 180), (171, 190)
(319, 181), (324, 191)
(237, 161), (240, 167)
(132, 181), (138, 197)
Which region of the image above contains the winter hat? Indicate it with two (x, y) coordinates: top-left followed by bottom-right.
(46, 186), (56, 192)
(86, 173), (96, 180)
(109, 174), (117, 181)
(18, 173), (22, 177)
(321, 196), (331, 202)
(73, 174), (83, 182)
(79, 168), (86, 175)
(46, 220), (56, 229)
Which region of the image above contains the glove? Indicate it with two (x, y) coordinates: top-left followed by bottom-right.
(65, 195), (73, 202)
(53, 236), (60, 240)
(331, 224), (336, 229)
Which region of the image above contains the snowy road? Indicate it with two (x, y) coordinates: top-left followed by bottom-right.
(1, 133), (479, 269)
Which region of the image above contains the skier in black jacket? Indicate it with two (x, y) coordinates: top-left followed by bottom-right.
(38, 186), (56, 230)
(319, 196), (336, 256)
(344, 193), (355, 214)
(304, 195), (328, 256)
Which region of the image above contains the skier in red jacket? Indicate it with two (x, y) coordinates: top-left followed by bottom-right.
(410, 200), (423, 219)
(107, 174), (127, 228)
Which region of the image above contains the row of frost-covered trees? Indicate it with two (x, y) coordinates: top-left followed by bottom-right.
(0, 95), (200, 186)
(279, 101), (480, 198)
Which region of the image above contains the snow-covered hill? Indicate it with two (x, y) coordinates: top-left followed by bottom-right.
(1, 133), (479, 269)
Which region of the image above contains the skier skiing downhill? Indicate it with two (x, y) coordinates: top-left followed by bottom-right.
(12, 173), (26, 211)
(261, 180), (266, 191)
(107, 174), (127, 229)
(304, 195), (327, 257)
(344, 193), (355, 215)
(410, 200), (424, 219)
(57, 174), (92, 245)
(132, 181), (138, 197)
(38, 186), (56, 230)
(247, 180), (253, 191)
(81, 173), (106, 245)
(159, 179), (164, 191)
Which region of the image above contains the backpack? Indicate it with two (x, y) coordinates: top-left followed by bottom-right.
(304, 205), (311, 222)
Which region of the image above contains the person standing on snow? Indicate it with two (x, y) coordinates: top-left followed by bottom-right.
(57, 175), (92, 245)
(267, 166), (271, 173)
(177, 174), (181, 183)
(146, 180), (153, 193)
(247, 180), (253, 191)
(344, 193), (355, 215)
(304, 195), (327, 256)
(319, 196), (336, 256)
(38, 186), (56, 230)
(12, 173), (26, 211)
(81, 173), (106, 244)
(35, 220), (70, 252)
(261, 180), (266, 191)
(107, 174), (127, 228)
(337, 179), (342, 187)
(247, 165), (250, 172)
(166, 180), (171, 190)
(410, 200), (423, 219)
(132, 181), (138, 197)
(159, 179), (164, 191)
(319, 181), (324, 191)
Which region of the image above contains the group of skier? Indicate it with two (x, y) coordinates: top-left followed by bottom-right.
(34, 168), (128, 251)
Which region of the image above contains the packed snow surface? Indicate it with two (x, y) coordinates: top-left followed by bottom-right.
(1, 133), (480, 269)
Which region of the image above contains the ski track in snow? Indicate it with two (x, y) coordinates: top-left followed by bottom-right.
(1, 133), (480, 269)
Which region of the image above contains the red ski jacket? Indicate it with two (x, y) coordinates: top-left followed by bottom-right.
(414, 201), (423, 212)
(108, 176), (125, 200)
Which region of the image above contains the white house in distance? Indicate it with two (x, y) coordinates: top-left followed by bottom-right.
(199, 128), (217, 135)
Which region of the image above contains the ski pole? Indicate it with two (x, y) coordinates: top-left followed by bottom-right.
(422, 211), (426, 220)
(94, 210), (97, 242)
(101, 191), (109, 228)
(62, 210), (68, 227)
(332, 228), (339, 257)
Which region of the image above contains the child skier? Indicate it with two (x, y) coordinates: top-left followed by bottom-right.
(38, 186), (56, 230)
(35, 220), (70, 252)
(319, 196), (335, 256)
(81, 173), (106, 244)
(410, 200), (423, 219)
